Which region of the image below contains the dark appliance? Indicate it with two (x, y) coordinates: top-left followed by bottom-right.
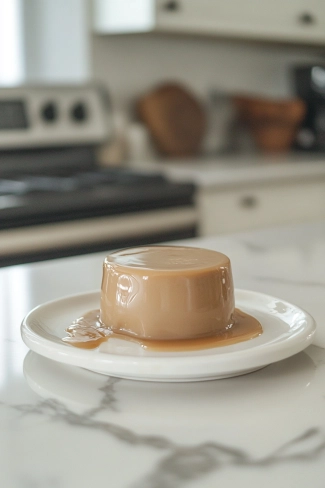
(292, 65), (325, 151)
(0, 85), (197, 267)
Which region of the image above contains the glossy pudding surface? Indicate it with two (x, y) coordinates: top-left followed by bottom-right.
(100, 246), (235, 341)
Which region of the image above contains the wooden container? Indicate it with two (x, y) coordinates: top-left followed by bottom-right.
(137, 83), (206, 158)
(232, 95), (306, 153)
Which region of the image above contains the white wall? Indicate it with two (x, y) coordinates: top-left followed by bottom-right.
(91, 33), (325, 112)
(0, 0), (23, 85)
(23, 0), (90, 83)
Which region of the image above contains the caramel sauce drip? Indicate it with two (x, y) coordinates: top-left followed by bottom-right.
(63, 309), (262, 351)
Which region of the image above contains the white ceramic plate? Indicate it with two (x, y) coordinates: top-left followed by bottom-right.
(21, 290), (316, 382)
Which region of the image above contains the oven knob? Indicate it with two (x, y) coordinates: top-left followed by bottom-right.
(71, 102), (87, 122)
(41, 102), (58, 122)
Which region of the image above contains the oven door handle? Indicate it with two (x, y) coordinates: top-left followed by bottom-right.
(0, 207), (198, 257)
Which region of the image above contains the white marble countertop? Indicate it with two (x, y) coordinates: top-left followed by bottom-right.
(137, 153), (325, 188)
(2, 220), (325, 487)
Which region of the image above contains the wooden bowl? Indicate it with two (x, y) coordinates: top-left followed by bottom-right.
(232, 95), (306, 152)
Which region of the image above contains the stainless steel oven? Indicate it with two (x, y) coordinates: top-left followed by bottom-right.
(0, 85), (198, 266)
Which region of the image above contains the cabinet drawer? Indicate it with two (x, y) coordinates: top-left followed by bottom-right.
(199, 180), (325, 236)
(156, 0), (325, 44)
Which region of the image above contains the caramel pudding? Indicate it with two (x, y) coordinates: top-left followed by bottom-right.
(63, 246), (263, 350)
(101, 246), (235, 340)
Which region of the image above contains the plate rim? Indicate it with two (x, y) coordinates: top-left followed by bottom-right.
(21, 289), (316, 379)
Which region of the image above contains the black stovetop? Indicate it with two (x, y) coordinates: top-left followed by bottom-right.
(0, 167), (168, 195)
(0, 166), (196, 230)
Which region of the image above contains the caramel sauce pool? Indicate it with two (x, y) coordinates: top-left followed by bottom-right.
(62, 309), (262, 351)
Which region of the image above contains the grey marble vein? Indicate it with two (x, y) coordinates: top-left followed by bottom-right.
(238, 240), (268, 253)
(85, 376), (120, 416)
(13, 399), (173, 450)
(133, 428), (325, 488)
(132, 443), (248, 488)
(8, 398), (325, 488)
(263, 428), (325, 464)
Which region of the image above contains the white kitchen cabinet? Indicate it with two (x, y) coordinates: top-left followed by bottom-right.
(155, 0), (325, 44)
(93, 0), (155, 33)
(198, 179), (325, 236)
(93, 0), (325, 45)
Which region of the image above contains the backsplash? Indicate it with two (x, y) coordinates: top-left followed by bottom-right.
(91, 34), (325, 162)
(92, 33), (325, 108)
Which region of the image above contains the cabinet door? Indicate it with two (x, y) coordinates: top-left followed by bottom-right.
(93, 0), (155, 33)
(199, 180), (325, 236)
(156, 0), (325, 44)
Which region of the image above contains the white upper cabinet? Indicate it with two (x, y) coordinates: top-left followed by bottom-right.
(93, 0), (155, 34)
(93, 0), (325, 45)
(156, 0), (325, 44)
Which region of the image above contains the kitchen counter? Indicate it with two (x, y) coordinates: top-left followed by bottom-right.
(138, 154), (325, 236)
(139, 153), (325, 188)
(2, 220), (325, 487)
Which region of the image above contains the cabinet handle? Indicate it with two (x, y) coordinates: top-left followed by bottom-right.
(298, 12), (316, 25)
(162, 1), (180, 12)
(240, 195), (258, 209)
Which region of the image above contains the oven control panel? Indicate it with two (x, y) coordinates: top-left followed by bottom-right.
(0, 84), (111, 149)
